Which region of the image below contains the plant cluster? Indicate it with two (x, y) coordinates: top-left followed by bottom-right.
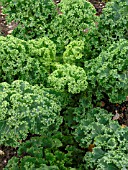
(98, 0), (128, 50)
(0, 80), (69, 147)
(2, 0), (99, 55)
(0, 35), (56, 85)
(85, 39), (128, 103)
(75, 108), (128, 169)
(0, 0), (128, 169)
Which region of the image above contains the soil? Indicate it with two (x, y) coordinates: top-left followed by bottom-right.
(100, 97), (128, 125)
(0, 146), (17, 170)
(0, 0), (128, 169)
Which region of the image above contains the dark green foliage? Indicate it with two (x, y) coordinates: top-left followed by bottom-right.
(3, 133), (84, 169)
(85, 39), (128, 103)
(98, 0), (128, 50)
(2, 0), (57, 40)
(0, 35), (56, 85)
(4, 156), (60, 170)
(75, 108), (128, 169)
(4, 135), (67, 170)
(74, 108), (117, 148)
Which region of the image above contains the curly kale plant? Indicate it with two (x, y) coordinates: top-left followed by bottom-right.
(75, 108), (128, 169)
(0, 80), (69, 147)
(2, 0), (99, 56)
(2, 0), (57, 40)
(98, 0), (128, 49)
(63, 40), (85, 66)
(85, 39), (128, 103)
(49, 0), (99, 55)
(48, 64), (88, 94)
(3, 134), (74, 170)
(0, 35), (56, 85)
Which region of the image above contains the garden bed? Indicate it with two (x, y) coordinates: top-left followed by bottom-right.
(0, 0), (128, 169)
